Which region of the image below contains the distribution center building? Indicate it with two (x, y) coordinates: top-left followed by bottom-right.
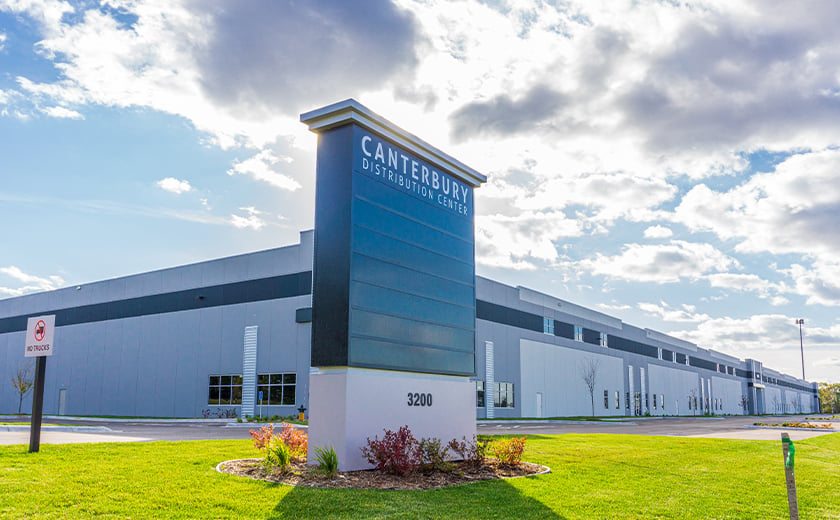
(0, 229), (818, 419)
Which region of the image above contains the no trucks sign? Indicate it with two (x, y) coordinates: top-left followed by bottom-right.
(25, 315), (55, 357)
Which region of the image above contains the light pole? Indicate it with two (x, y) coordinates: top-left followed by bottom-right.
(795, 318), (805, 381)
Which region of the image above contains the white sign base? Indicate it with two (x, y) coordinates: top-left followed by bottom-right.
(308, 367), (476, 471)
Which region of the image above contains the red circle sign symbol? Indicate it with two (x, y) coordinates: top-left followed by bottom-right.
(34, 320), (46, 342)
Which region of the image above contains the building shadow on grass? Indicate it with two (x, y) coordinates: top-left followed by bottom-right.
(269, 477), (564, 519)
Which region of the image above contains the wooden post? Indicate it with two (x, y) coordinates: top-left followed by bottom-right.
(781, 433), (799, 520)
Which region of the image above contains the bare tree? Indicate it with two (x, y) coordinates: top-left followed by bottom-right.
(687, 389), (699, 416)
(11, 361), (35, 414)
(772, 395), (781, 415)
(580, 358), (600, 417)
(737, 394), (749, 416)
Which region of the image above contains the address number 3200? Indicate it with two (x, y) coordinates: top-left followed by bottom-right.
(407, 392), (433, 407)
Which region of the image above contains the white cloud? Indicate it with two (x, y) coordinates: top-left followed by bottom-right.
(596, 303), (632, 312)
(229, 206), (266, 230)
(39, 105), (83, 119)
(638, 301), (710, 323)
(475, 211), (582, 270)
(227, 149), (301, 191)
(784, 259), (840, 306)
(705, 272), (786, 301)
(0, 266), (64, 296)
(675, 149), (840, 258)
(644, 225), (673, 239)
(0, 32), (6, 51)
(580, 240), (738, 283)
(156, 177), (193, 194)
(814, 357), (840, 367)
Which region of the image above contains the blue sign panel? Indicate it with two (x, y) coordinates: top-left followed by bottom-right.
(347, 127), (475, 375)
(307, 102), (483, 377)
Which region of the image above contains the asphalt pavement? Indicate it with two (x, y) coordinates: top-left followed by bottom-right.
(0, 414), (835, 445)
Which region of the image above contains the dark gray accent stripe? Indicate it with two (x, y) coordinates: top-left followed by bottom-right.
(0, 271), (312, 333)
(554, 321), (574, 339)
(476, 299), (542, 332)
(608, 336), (658, 359)
(582, 327), (601, 346)
(689, 356), (717, 372)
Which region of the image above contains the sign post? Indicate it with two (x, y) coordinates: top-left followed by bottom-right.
(25, 315), (55, 453)
(781, 433), (799, 520)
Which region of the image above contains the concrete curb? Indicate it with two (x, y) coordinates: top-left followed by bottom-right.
(479, 419), (633, 426)
(224, 422), (309, 429)
(0, 425), (113, 433)
(747, 425), (839, 432)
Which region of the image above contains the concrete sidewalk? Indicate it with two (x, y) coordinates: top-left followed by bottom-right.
(0, 431), (151, 445)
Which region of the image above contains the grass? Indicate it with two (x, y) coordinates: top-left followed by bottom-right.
(0, 433), (838, 519)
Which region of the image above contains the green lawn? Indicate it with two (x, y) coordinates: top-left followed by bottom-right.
(1, 433), (837, 519)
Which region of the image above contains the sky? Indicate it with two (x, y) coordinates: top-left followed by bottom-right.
(0, 0), (838, 384)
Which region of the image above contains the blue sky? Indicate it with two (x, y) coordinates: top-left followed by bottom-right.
(1, 0), (838, 383)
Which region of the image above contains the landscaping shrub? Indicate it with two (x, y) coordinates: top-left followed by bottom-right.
(249, 424), (275, 451)
(277, 423), (308, 461)
(264, 437), (292, 472)
(418, 437), (451, 472)
(448, 435), (489, 467)
(313, 445), (339, 477)
(361, 425), (421, 475)
(490, 437), (527, 466)
(250, 423), (308, 471)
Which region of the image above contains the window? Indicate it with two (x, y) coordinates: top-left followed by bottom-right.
(256, 372), (297, 406)
(208, 374), (242, 405)
(543, 317), (554, 335)
(574, 325), (583, 342)
(615, 391), (620, 409)
(688, 397), (692, 410)
(476, 381), (485, 407)
(600, 332), (608, 347)
(660, 395), (664, 411)
(494, 382), (514, 408)
(604, 390), (609, 409)
(653, 393), (657, 410)
(645, 393), (649, 412)
(625, 391), (630, 409)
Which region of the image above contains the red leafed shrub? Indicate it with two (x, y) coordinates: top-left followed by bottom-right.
(249, 424), (275, 451)
(447, 435), (489, 467)
(278, 422), (308, 460)
(361, 425), (421, 475)
(250, 423), (308, 462)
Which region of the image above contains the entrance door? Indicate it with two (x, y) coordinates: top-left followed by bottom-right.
(535, 392), (543, 418)
(58, 388), (66, 416)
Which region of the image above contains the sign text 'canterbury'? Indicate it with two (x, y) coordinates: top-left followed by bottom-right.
(359, 134), (470, 216)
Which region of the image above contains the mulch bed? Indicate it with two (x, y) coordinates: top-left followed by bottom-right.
(217, 458), (549, 490)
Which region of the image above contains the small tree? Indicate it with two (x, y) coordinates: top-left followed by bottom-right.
(11, 361), (35, 414)
(580, 358), (600, 417)
(737, 394), (749, 415)
(818, 382), (840, 413)
(687, 389), (699, 416)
